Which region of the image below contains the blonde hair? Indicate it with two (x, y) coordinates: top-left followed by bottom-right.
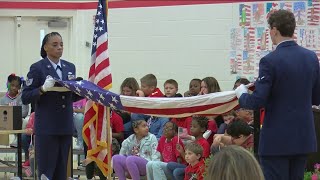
(185, 142), (203, 158)
(205, 145), (264, 180)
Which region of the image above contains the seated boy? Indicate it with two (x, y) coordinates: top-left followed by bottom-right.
(212, 119), (253, 153)
(126, 74), (165, 136)
(167, 116), (210, 180)
(217, 110), (236, 134)
(145, 78), (185, 139)
(184, 142), (205, 180)
(135, 73), (164, 98)
(131, 73), (164, 120)
(163, 79), (183, 97)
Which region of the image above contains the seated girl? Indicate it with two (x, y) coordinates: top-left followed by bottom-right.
(0, 74), (29, 147)
(146, 121), (184, 180)
(112, 120), (160, 180)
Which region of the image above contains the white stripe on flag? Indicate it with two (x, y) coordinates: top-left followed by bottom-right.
(95, 49), (109, 67)
(97, 32), (108, 47)
(120, 91), (236, 109)
(136, 100), (239, 118)
(94, 66), (111, 84)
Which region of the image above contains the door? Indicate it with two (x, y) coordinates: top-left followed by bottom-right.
(0, 17), (16, 92)
(19, 17), (71, 79)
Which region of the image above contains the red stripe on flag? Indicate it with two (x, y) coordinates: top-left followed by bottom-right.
(83, 106), (97, 149)
(124, 97), (238, 115)
(89, 63), (96, 78)
(95, 59), (110, 75)
(96, 41), (108, 57)
(97, 74), (112, 88)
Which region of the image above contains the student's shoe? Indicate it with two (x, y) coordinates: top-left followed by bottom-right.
(22, 160), (30, 167)
(77, 165), (85, 171)
(10, 137), (17, 148)
(10, 177), (21, 180)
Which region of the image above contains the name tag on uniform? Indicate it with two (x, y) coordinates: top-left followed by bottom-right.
(68, 72), (75, 80)
(25, 78), (33, 86)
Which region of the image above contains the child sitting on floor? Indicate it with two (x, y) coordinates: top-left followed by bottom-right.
(112, 120), (160, 180)
(146, 121), (185, 180)
(211, 119), (254, 154)
(167, 116), (210, 180)
(184, 142), (205, 180)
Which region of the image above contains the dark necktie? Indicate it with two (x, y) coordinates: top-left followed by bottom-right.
(56, 65), (62, 79)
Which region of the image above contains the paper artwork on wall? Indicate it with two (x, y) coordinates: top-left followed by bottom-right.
(231, 1), (320, 80)
(243, 27), (255, 52)
(230, 28), (244, 51)
(242, 51), (255, 75)
(230, 51), (247, 75)
(297, 28), (318, 49)
(255, 27), (270, 51)
(280, 2), (293, 11)
(239, 4), (251, 27)
(294, 1), (307, 26)
(307, 0), (320, 26)
(252, 3), (265, 26)
(230, 51), (237, 74)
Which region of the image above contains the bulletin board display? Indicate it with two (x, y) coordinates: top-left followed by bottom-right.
(230, 0), (320, 81)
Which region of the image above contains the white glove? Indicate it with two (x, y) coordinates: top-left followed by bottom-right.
(41, 76), (55, 92)
(235, 84), (248, 98)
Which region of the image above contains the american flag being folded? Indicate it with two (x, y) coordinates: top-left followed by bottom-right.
(58, 80), (240, 118)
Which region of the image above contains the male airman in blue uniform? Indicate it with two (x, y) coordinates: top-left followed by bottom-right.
(235, 10), (320, 180)
(22, 32), (80, 180)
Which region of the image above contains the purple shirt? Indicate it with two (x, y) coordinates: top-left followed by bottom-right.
(73, 99), (86, 109)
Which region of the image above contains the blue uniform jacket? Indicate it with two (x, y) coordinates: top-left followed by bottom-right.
(22, 58), (78, 135)
(239, 41), (320, 156)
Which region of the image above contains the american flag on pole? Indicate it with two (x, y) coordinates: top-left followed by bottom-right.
(58, 80), (241, 118)
(82, 0), (111, 176)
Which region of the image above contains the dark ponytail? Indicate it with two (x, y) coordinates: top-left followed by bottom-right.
(40, 32), (62, 58)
